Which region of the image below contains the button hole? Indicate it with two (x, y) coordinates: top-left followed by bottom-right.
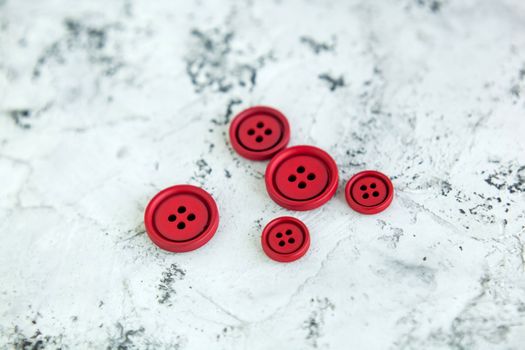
(276, 232), (283, 238)
(285, 229), (292, 235)
(298, 181), (306, 189)
(360, 185), (367, 191)
(307, 173), (316, 181)
(288, 175), (297, 182)
(177, 206), (186, 214)
(372, 191), (379, 197)
(247, 129), (255, 135)
(187, 213), (196, 221)
(264, 128), (272, 135)
(362, 193), (369, 199)
(177, 222), (186, 229)
(297, 166), (305, 173)
(256, 122), (264, 128)
(256, 136), (263, 143)
(288, 238), (295, 244)
(168, 214), (176, 222)
(278, 240), (285, 247)
(370, 183), (377, 189)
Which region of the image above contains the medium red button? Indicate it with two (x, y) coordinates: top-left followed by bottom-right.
(144, 185), (219, 252)
(229, 106), (290, 160)
(265, 145), (339, 210)
(345, 170), (394, 214)
(261, 216), (310, 262)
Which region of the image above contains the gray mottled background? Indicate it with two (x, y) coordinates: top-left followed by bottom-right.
(1, 0), (524, 349)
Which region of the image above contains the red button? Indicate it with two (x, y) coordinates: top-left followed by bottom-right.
(144, 185), (219, 252)
(345, 170), (394, 214)
(265, 145), (339, 210)
(229, 106), (290, 160)
(261, 216), (310, 262)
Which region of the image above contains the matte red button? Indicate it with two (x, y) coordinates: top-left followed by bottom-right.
(265, 145), (339, 210)
(261, 216), (310, 262)
(345, 170), (394, 214)
(229, 106), (290, 160)
(144, 185), (219, 252)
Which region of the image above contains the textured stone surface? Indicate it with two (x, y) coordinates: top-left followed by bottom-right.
(1, 0), (525, 349)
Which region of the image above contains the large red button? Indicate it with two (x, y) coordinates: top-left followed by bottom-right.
(345, 170), (394, 214)
(265, 145), (339, 210)
(144, 185), (219, 252)
(261, 216), (310, 262)
(229, 106), (290, 160)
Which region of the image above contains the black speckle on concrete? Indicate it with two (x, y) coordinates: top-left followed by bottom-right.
(186, 28), (271, 94)
(211, 99), (242, 126)
(32, 18), (122, 79)
(299, 36), (335, 54)
(441, 180), (452, 196)
(191, 158), (213, 185)
(302, 297), (335, 348)
(484, 170), (507, 189)
(254, 217), (263, 231)
(9, 326), (64, 350)
(215, 326), (234, 341)
(157, 263), (186, 305)
(468, 202), (496, 224)
(518, 66), (525, 81)
(416, 0), (444, 13)
(483, 163), (525, 194)
(377, 219), (405, 249)
(107, 323), (145, 349)
(344, 147), (366, 168)
(8, 109), (32, 129)
(508, 165), (525, 194)
(318, 73), (345, 91)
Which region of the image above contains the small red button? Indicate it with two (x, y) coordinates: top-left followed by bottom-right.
(345, 170), (394, 214)
(265, 145), (339, 210)
(229, 106), (290, 160)
(144, 185), (219, 252)
(261, 216), (310, 262)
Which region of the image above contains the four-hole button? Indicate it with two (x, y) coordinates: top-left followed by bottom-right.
(261, 216), (310, 262)
(345, 170), (394, 214)
(265, 145), (339, 210)
(229, 106), (290, 160)
(144, 185), (219, 252)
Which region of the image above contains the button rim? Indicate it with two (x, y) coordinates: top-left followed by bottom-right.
(229, 106), (291, 161)
(344, 170), (394, 214)
(144, 185), (219, 252)
(265, 145), (339, 211)
(261, 216), (310, 263)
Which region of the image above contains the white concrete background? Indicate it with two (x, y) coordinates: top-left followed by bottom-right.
(1, 0), (525, 349)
